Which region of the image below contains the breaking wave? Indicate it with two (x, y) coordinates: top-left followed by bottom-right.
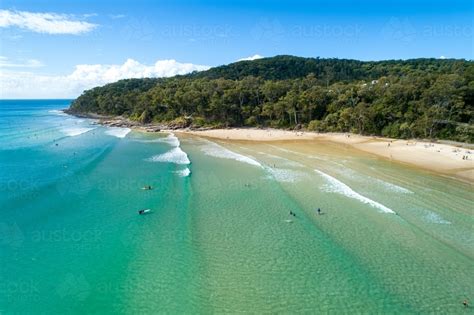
(146, 147), (191, 165)
(175, 167), (191, 177)
(157, 133), (180, 147)
(105, 127), (131, 138)
(48, 109), (68, 116)
(60, 127), (95, 137)
(201, 141), (262, 167)
(315, 169), (396, 214)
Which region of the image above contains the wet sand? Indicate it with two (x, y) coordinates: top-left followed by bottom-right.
(175, 128), (474, 183)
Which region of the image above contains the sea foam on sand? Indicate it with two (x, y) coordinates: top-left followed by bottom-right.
(315, 169), (396, 214)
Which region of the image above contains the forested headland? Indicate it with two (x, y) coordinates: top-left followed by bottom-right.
(68, 55), (474, 142)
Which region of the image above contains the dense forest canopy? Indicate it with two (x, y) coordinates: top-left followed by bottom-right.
(69, 55), (474, 142)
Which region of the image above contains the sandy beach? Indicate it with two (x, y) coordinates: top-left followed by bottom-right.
(175, 128), (474, 183)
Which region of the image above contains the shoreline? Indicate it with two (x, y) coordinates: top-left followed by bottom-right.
(63, 111), (474, 183)
(174, 128), (474, 183)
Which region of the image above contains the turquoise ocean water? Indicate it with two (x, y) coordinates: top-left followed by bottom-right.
(0, 100), (473, 313)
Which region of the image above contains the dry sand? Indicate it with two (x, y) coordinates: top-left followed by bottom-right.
(175, 128), (474, 183)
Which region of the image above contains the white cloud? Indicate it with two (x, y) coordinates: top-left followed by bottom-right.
(0, 56), (44, 68)
(237, 54), (264, 61)
(82, 13), (98, 18)
(439, 55), (447, 59)
(109, 14), (126, 19)
(0, 58), (210, 99)
(0, 10), (97, 34)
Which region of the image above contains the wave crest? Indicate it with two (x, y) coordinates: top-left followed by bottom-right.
(105, 127), (131, 138)
(48, 109), (68, 116)
(315, 169), (395, 214)
(60, 127), (95, 137)
(201, 141), (262, 167)
(175, 167), (191, 177)
(146, 147), (191, 165)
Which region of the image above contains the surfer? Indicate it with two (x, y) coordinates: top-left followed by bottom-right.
(463, 300), (469, 308)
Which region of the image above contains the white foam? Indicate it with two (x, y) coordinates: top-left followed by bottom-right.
(201, 141), (262, 167)
(146, 147), (191, 165)
(264, 166), (303, 183)
(315, 169), (396, 214)
(134, 133), (180, 146)
(258, 152), (304, 168)
(269, 145), (329, 161)
(376, 179), (413, 194)
(105, 127), (131, 138)
(269, 145), (296, 154)
(332, 167), (414, 194)
(424, 211), (451, 224)
(175, 167), (191, 177)
(49, 109), (68, 116)
(160, 133), (180, 147)
(61, 127), (95, 137)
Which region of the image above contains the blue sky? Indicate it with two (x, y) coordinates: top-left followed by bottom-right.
(0, 0), (472, 98)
